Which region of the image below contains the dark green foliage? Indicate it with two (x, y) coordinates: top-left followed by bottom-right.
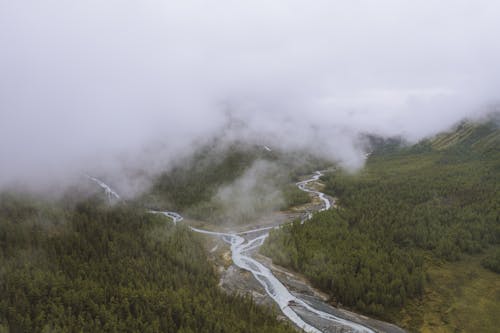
(281, 185), (310, 209)
(262, 211), (425, 317)
(144, 141), (331, 223)
(0, 198), (292, 333)
(481, 249), (500, 273)
(151, 143), (260, 211)
(262, 119), (500, 318)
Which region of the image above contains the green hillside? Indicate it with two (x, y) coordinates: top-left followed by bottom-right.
(142, 141), (327, 224)
(261, 116), (500, 332)
(430, 118), (500, 153)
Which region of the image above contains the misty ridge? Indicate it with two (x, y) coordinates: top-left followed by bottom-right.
(130, 136), (326, 225)
(1, 1), (499, 199)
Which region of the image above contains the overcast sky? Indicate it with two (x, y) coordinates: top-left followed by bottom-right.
(1, 1), (499, 192)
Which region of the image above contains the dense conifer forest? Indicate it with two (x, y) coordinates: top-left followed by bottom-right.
(0, 195), (292, 332)
(261, 119), (500, 318)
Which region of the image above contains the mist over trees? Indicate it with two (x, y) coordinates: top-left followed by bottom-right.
(142, 142), (328, 225)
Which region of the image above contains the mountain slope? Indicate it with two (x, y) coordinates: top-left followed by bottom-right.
(261, 116), (500, 332)
(142, 141), (327, 225)
(430, 117), (500, 153)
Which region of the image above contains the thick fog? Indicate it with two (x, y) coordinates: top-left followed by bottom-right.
(1, 1), (499, 193)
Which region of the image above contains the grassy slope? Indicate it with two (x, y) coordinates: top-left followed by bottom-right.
(399, 250), (500, 332)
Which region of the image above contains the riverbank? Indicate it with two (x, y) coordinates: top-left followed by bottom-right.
(193, 172), (406, 332)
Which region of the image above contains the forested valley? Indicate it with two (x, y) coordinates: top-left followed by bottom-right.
(0, 139), (328, 333)
(261, 118), (500, 330)
(0, 194), (293, 332)
(1, 118), (498, 332)
(142, 141), (322, 225)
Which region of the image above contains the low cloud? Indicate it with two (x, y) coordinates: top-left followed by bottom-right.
(214, 160), (284, 224)
(0, 1), (498, 193)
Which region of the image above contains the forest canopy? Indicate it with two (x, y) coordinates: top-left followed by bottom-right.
(0, 196), (292, 332)
(262, 119), (500, 317)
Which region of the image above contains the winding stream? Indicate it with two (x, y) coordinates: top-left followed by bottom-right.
(88, 172), (376, 333)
